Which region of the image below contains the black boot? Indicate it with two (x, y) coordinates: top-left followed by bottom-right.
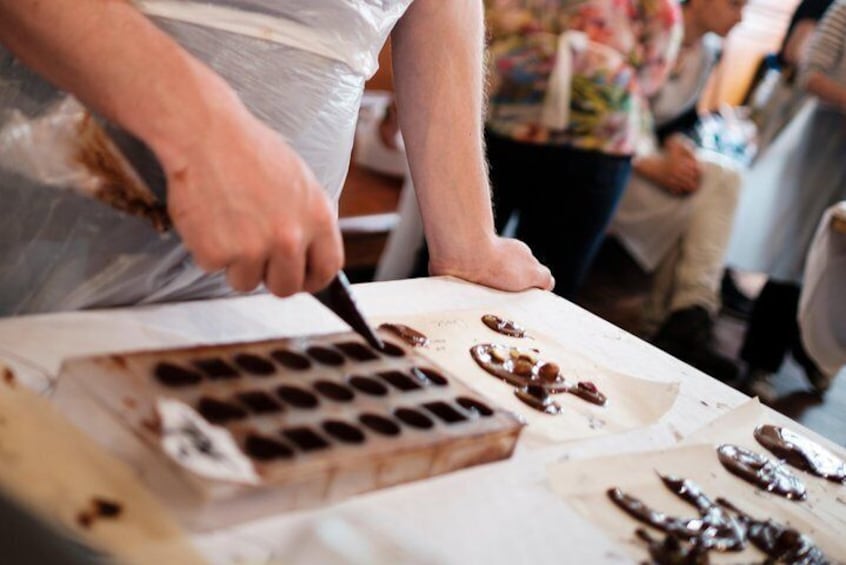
(652, 306), (740, 383)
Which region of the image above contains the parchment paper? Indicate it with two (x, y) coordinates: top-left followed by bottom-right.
(376, 307), (679, 443)
(547, 442), (846, 563)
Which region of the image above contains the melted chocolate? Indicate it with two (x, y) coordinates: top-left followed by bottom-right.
(281, 427), (330, 452)
(306, 346), (346, 366)
(359, 413), (402, 436)
(470, 344), (538, 387)
(235, 391), (282, 414)
(92, 498), (122, 518)
(322, 420), (366, 444)
(378, 371), (423, 392)
(568, 381), (607, 406)
(233, 353), (276, 376)
(270, 349), (312, 370)
(244, 434), (294, 461)
(192, 358), (240, 380)
(3, 367), (15, 387)
(717, 444), (807, 500)
(411, 367), (449, 386)
(380, 340), (406, 357)
(754, 424), (846, 484)
(276, 385), (320, 409)
(196, 397), (248, 424)
(333, 341), (380, 362)
(514, 384), (564, 415)
(378, 323), (429, 347)
(394, 407), (434, 429)
(635, 529), (710, 565)
(481, 314), (527, 338)
(348, 375), (389, 396)
(153, 362), (202, 387)
(313, 380), (355, 402)
(608, 475), (745, 552)
(717, 498), (828, 564)
(422, 401), (467, 424)
(456, 396), (494, 417)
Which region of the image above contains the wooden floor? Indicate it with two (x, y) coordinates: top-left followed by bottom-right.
(576, 239), (846, 446)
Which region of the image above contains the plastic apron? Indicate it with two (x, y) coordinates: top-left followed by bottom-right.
(0, 0), (413, 316)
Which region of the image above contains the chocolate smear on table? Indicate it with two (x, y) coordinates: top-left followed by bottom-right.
(3, 366), (15, 387)
(717, 498), (829, 564)
(754, 424), (846, 484)
(514, 384), (563, 415)
(76, 496), (123, 530)
(608, 475), (745, 552)
(717, 444), (807, 500)
(378, 323), (429, 347)
(481, 314), (527, 338)
(470, 344), (607, 411)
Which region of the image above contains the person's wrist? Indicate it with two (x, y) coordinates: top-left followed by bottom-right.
(428, 228), (497, 275)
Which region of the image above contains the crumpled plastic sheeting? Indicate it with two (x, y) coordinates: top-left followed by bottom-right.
(0, 1), (412, 316)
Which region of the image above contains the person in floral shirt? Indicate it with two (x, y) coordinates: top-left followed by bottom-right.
(485, 0), (682, 298)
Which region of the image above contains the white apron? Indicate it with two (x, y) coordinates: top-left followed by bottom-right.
(0, 0), (413, 315)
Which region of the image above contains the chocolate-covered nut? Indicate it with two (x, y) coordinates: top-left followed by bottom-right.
(538, 362), (560, 382)
(513, 359), (535, 377)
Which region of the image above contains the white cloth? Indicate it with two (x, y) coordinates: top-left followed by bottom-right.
(726, 102), (846, 282)
(799, 203), (846, 379)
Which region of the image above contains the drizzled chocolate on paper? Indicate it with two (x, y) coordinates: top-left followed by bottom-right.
(608, 475), (829, 563)
(470, 343), (607, 413)
(754, 424), (846, 484)
(481, 314), (527, 338)
(717, 444), (807, 500)
(378, 323), (429, 348)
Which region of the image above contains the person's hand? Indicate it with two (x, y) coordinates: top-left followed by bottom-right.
(428, 234), (555, 292)
(656, 151), (701, 195)
(164, 103), (343, 297)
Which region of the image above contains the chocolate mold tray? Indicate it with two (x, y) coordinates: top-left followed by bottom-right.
(59, 330), (523, 528)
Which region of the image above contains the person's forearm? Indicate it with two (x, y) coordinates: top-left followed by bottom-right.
(805, 71), (846, 110)
(391, 0), (495, 260)
(0, 0), (240, 169)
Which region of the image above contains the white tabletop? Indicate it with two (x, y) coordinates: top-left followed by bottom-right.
(0, 277), (797, 563)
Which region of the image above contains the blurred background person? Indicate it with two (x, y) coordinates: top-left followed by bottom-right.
(609, 0), (746, 381)
(484, 0), (682, 299)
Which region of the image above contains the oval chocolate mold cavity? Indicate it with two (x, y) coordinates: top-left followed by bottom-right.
(281, 427), (330, 452)
(380, 340), (406, 357)
(306, 346), (345, 366)
(422, 401), (467, 424)
(154, 362), (202, 387)
(244, 434), (294, 461)
(412, 367), (448, 386)
(192, 358), (240, 380)
(394, 407), (434, 429)
(333, 341), (380, 362)
(359, 413), (402, 436)
(197, 397), (248, 424)
(234, 353), (275, 376)
(378, 371), (422, 392)
(270, 349), (312, 370)
(235, 390), (282, 414)
(276, 385), (319, 409)
(349, 376), (389, 396)
(313, 380), (355, 402)
(456, 397), (494, 417)
(322, 420), (366, 444)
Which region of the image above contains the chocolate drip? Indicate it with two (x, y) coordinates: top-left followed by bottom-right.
(470, 344), (607, 411)
(607, 476), (745, 552)
(481, 314), (527, 338)
(754, 424), (846, 484)
(717, 498), (829, 564)
(378, 323), (429, 347)
(717, 444), (807, 500)
(514, 384), (563, 415)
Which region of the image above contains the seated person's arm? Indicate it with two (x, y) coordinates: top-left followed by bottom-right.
(0, 0), (342, 297)
(633, 135), (701, 195)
